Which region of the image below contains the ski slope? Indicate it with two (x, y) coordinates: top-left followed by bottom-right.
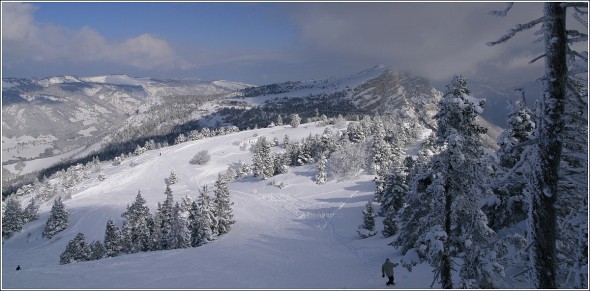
(2, 122), (439, 289)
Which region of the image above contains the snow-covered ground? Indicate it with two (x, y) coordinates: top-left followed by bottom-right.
(2, 122), (439, 289)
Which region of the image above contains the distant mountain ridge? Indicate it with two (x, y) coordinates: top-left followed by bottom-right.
(2, 67), (502, 181)
(2, 74), (252, 169)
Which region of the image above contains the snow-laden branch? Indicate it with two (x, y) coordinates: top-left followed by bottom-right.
(487, 16), (545, 46)
(488, 2), (514, 17)
(573, 9), (588, 28)
(567, 30), (588, 43)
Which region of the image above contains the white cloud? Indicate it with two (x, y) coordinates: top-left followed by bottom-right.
(288, 2), (546, 85)
(2, 3), (190, 72)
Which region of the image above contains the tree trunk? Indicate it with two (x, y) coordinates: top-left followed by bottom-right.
(441, 171), (453, 289)
(529, 2), (567, 289)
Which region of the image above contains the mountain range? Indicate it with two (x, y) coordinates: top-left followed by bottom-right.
(2, 66), (503, 181)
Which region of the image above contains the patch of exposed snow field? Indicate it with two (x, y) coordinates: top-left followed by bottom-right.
(2, 122), (439, 289)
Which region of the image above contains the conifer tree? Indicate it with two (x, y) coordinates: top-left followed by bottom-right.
(379, 171), (408, 217)
(189, 185), (216, 247)
(43, 197), (69, 239)
(59, 233), (91, 264)
(213, 174), (235, 235)
(315, 152), (328, 185)
(488, 3), (588, 287)
(253, 136), (273, 179)
(382, 207), (398, 238)
(289, 113), (301, 128)
(121, 191), (152, 253)
(170, 202), (191, 249)
(89, 240), (106, 260)
(23, 196), (40, 223)
(157, 184), (175, 250)
(358, 201), (377, 238)
(2, 196), (24, 239)
(104, 219), (122, 257)
(168, 170), (179, 185)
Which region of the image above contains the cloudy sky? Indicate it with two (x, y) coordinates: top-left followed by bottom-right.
(1, 1), (571, 87)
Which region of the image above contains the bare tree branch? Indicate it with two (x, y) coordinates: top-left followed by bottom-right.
(488, 2), (514, 17)
(487, 16), (545, 46)
(529, 54), (547, 64)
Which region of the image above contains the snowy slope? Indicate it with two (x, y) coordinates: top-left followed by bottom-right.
(2, 122), (441, 289)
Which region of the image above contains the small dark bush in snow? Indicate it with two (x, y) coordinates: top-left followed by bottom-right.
(190, 150), (211, 165)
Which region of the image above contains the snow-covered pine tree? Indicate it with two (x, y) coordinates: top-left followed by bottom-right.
(395, 139), (444, 266)
(89, 240), (106, 261)
(397, 76), (497, 288)
(276, 114), (284, 126)
(188, 185), (216, 247)
(150, 204), (163, 251)
(23, 196), (40, 223)
(488, 3), (588, 287)
(272, 152), (289, 175)
(168, 170), (179, 185)
(486, 96), (535, 230)
(158, 184), (175, 250)
(347, 122), (365, 143)
(382, 207), (398, 238)
(289, 113), (301, 128)
(253, 136), (273, 179)
(235, 160), (252, 179)
(315, 152), (328, 185)
(2, 196), (24, 239)
(358, 201), (377, 238)
(104, 219), (122, 257)
(59, 233), (91, 265)
(43, 197), (69, 239)
(213, 174), (235, 235)
(378, 170), (408, 217)
(435, 76), (496, 288)
(319, 127), (337, 155)
(170, 202), (191, 249)
(121, 191), (152, 253)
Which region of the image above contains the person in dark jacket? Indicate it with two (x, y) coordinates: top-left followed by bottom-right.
(16, 265), (21, 271)
(381, 258), (395, 285)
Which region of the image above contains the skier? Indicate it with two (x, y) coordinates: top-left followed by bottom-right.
(16, 265), (21, 271)
(381, 258), (395, 286)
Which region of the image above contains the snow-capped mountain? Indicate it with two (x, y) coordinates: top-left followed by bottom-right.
(2, 75), (252, 173)
(224, 65), (501, 147)
(2, 66), (502, 182)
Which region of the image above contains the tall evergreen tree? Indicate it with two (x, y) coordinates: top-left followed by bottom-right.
(121, 191), (152, 253)
(213, 174), (235, 235)
(188, 185), (216, 247)
(358, 201), (377, 238)
(21, 196), (40, 224)
(43, 197), (69, 239)
(397, 77), (498, 288)
(170, 202), (191, 249)
(289, 113), (301, 128)
(2, 196), (24, 239)
(104, 219), (122, 257)
(315, 152), (328, 185)
(488, 3), (588, 287)
(253, 136), (274, 179)
(157, 184), (175, 250)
